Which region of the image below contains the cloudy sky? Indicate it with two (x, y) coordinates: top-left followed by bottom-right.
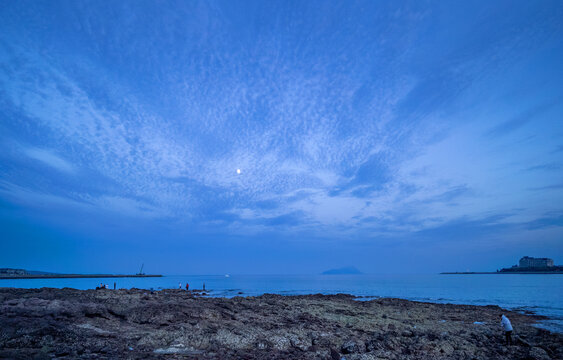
(1, 0), (562, 274)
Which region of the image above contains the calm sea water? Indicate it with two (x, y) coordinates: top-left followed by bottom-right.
(1, 274), (562, 332)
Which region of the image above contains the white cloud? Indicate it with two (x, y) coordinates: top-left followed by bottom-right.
(1, 10), (561, 240)
(23, 147), (75, 174)
(0, 180), (168, 220)
(86, 195), (167, 219)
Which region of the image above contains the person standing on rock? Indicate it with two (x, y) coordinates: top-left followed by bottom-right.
(500, 314), (513, 345)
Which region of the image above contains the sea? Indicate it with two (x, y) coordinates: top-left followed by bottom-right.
(1, 274), (562, 333)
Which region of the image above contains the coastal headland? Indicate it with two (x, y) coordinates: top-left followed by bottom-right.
(0, 268), (162, 279)
(0, 288), (561, 359)
(440, 272), (563, 275)
(441, 256), (563, 274)
(0, 274), (162, 280)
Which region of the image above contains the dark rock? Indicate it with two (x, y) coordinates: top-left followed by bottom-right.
(516, 335), (532, 347)
(0, 288), (560, 359)
(365, 338), (382, 352)
(528, 346), (550, 360)
(341, 340), (360, 354)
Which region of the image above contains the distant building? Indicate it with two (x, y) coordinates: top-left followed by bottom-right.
(518, 256), (554, 268)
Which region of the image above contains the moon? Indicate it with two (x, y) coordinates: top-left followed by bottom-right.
(236, 169), (241, 174)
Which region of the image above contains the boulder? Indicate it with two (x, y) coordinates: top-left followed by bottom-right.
(330, 347), (341, 360)
(528, 346), (550, 360)
(439, 342), (455, 355)
(341, 340), (361, 354)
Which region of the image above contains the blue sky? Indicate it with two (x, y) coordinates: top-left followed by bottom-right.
(1, 0), (562, 274)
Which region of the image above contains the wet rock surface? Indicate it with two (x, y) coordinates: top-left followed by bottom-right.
(0, 288), (561, 359)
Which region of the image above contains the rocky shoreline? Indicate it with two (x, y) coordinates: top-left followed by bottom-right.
(0, 288), (561, 359)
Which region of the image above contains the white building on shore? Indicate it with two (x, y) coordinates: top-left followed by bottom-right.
(518, 256), (554, 268)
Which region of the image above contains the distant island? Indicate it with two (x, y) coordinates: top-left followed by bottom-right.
(322, 266), (363, 275)
(442, 256), (562, 274)
(0, 268), (162, 279)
